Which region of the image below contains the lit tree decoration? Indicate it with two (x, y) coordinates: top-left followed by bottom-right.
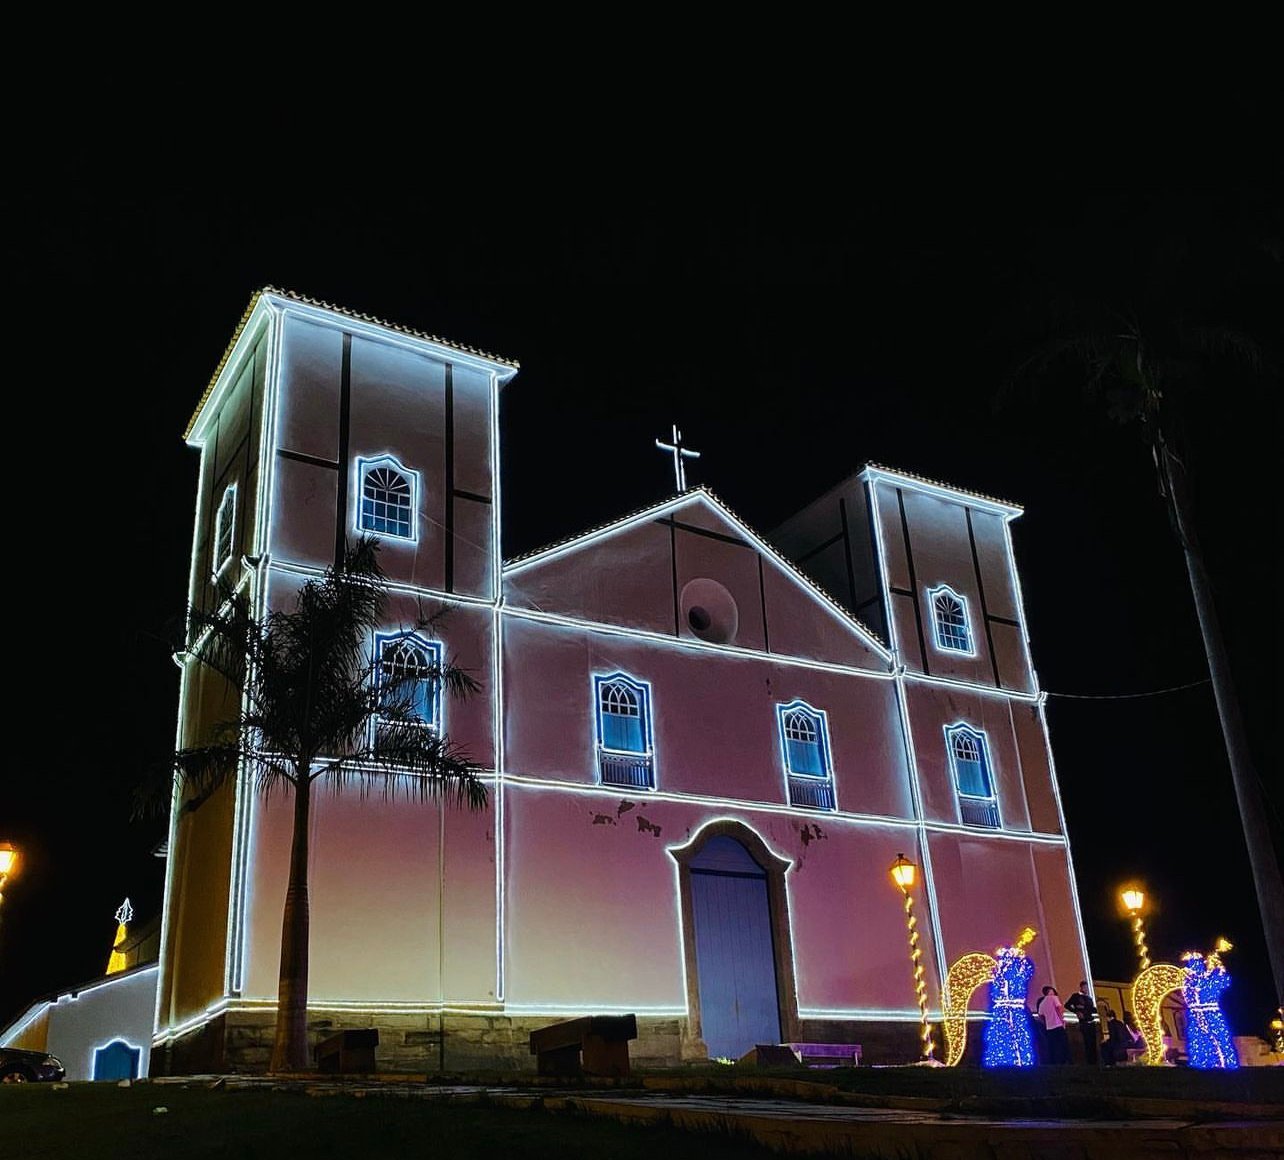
(1131, 962), (1185, 1066)
(1181, 938), (1238, 1070)
(982, 927), (1038, 1069)
(106, 898), (133, 976)
(940, 927), (1038, 1068)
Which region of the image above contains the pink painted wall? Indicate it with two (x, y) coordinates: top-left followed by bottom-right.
(903, 682), (1049, 834)
(870, 480), (1035, 694)
(501, 791), (937, 1016)
(271, 315), (497, 600)
(500, 615), (910, 818)
(927, 832), (1086, 1000)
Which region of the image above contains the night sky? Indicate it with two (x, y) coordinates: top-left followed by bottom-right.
(4, 181), (1279, 1041)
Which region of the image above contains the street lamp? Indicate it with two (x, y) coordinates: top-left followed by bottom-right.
(1121, 885), (1151, 972)
(889, 853), (935, 1062)
(0, 842), (18, 937)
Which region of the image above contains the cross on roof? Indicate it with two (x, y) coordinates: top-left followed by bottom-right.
(655, 424), (701, 492)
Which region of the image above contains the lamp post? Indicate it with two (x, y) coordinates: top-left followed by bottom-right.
(1121, 886), (1151, 973)
(890, 853), (935, 1062)
(0, 842), (18, 939)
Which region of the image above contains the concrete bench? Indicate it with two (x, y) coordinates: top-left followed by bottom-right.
(315, 1028), (379, 1074)
(787, 1041), (862, 1068)
(529, 1014), (638, 1077)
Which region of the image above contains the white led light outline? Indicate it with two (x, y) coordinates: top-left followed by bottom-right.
(859, 466), (1023, 520)
(185, 297), (276, 447)
(354, 453), (420, 543)
(944, 722), (1001, 829)
(926, 583), (976, 656)
(212, 483), (238, 579)
(0, 1000), (51, 1046)
(268, 558), (497, 608)
(504, 605), (894, 683)
(891, 672), (949, 997)
(498, 770), (1068, 844)
(1037, 697), (1096, 998)
(270, 299), (520, 383)
(591, 671), (657, 790)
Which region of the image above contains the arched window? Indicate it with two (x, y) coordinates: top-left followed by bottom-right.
(358, 456), (417, 540)
(929, 585), (972, 653)
(214, 483), (237, 576)
(777, 701), (835, 810)
(376, 633), (441, 729)
(946, 724), (999, 828)
(594, 673), (654, 788)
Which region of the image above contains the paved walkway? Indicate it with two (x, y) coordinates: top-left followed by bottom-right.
(159, 1077), (1284, 1158)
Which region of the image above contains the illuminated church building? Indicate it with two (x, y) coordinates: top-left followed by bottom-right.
(152, 289), (1091, 1073)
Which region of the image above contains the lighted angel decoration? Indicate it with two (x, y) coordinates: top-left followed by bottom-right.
(941, 927), (1037, 1068)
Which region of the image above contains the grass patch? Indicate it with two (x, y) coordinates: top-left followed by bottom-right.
(3, 1083), (784, 1160)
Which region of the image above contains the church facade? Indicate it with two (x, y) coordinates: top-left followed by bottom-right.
(152, 289), (1091, 1073)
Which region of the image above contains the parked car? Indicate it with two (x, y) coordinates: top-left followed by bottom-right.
(0, 1047), (65, 1083)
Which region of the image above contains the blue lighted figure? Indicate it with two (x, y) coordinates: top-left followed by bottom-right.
(1182, 939), (1239, 1070)
(983, 930), (1037, 1068)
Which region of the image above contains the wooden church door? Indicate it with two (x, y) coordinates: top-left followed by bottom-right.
(689, 835), (782, 1059)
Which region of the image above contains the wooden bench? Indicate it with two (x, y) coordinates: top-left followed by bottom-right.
(315, 1028), (379, 1074)
(529, 1015), (638, 1077)
(787, 1041), (862, 1068)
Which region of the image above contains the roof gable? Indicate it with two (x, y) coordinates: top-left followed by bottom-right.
(504, 490), (891, 668)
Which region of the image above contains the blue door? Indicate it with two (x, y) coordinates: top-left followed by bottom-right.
(92, 1040), (141, 1081)
(690, 836), (782, 1059)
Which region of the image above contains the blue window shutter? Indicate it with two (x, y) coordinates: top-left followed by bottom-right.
(786, 736), (824, 775)
(956, 756), (989, 797)
(603, 710), (643, 752)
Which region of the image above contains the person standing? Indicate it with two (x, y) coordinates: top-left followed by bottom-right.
(1065, 980), (1099, 1065)
(1037, 985), (1071, 1064)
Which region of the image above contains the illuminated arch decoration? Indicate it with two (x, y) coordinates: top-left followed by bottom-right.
(357, 454), (419, 541)
(213, 483), (237, 577)
(776, 701), (835, 811)
(928, 584), (974, 654)
(1181, 940), (1238, 1070)
(1130, 963), (1185, 1066)
(945, 723), (999, 829)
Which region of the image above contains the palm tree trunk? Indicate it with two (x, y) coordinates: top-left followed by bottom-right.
(270, 774), (312, 1071)
(1159, 438), (1284, 1009)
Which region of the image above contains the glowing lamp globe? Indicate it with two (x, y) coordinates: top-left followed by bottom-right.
(1121, 887), (1145, 914)
(889, 853), (917, 892)
(0, 844), (16, 878)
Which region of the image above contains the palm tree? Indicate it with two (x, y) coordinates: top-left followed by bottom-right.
(169, 535), (486, 1072)
(1018, 309), (1283, 1011)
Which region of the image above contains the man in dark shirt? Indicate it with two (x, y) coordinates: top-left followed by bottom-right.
(1065, 980), (1099, 1065)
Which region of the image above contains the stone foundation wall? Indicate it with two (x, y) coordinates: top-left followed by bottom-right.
(154, 1009), (934, 1074)
(154, 1010), (693, 1074)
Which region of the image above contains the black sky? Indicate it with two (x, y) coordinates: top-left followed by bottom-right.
(3, 178), (1279, 1039)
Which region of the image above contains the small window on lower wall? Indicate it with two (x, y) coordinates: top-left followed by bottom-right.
(777, 701), (835, 810)
(946, 723), (1000, 828)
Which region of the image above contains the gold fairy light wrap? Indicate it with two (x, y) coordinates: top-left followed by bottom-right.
(1131, 963), (1185, 1066)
